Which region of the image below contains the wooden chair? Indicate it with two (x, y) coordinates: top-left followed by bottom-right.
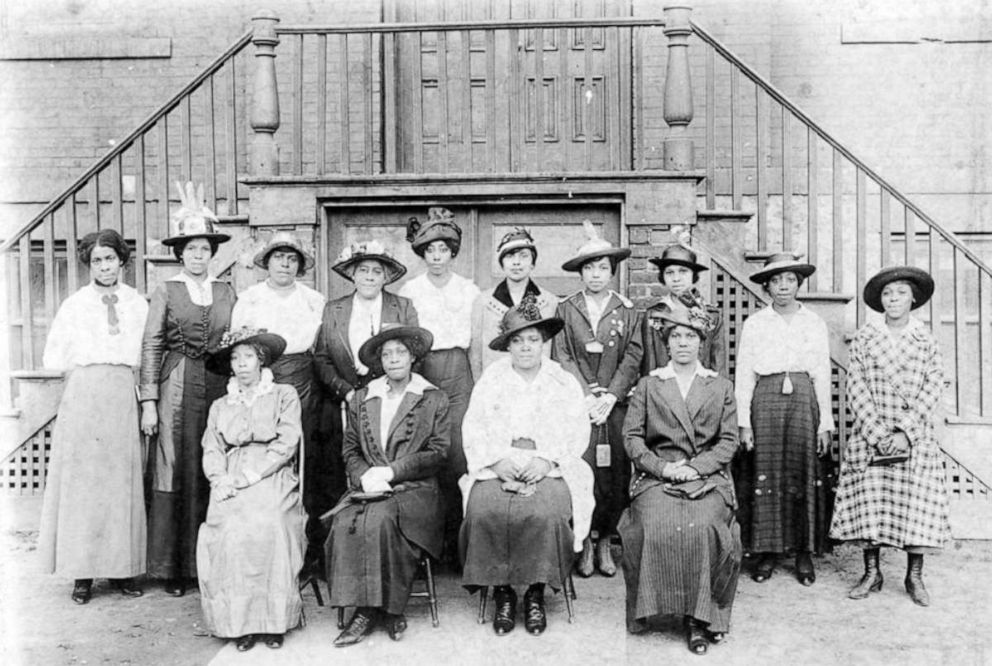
(295, 433), (324, 607)
(476, 573), (577, 624)
(335, 553), (440, 628)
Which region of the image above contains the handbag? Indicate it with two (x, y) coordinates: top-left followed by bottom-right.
(662, 478), (718, 500)
(870, 434), (910, 466)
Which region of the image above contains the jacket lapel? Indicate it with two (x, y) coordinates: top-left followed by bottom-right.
(658, 378), (695, 443)
(334, 297), (355, 357)
(685, 375), (713, 422)
(381, 292), (400, 325)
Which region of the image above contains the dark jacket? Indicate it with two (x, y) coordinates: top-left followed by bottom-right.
(313, 290), (419, 402)
(552, 291), (643, 401)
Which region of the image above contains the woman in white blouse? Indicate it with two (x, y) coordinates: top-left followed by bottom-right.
(400, 208), (481, 564)
(460, 295), (593, 637)
(39, 229), (149, 604)
(734, 253), (835, 587)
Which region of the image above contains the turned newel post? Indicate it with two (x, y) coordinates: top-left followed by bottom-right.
(662, 6), (694, 171)
(250, 10), (281, 176)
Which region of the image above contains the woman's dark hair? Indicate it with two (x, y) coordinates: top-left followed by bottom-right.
(658, 265), (702, 285)
(370, 336), (426, 375)
(78, 229), (130, 265)
(760, 270), (805, 294)
(172, 236), (220, 262)
(579, 255), (620, 276)
(413, 238), (460, 260)
(661, 323), (703, 347)
(498, 247), (536, 269)
(234, 341), (271, 369)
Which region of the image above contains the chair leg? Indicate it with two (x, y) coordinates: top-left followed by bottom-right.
(337, 607), (346, 630)
(569, 572), (577, 600)
(477, 586), (489, 624)
(310, 578), (324, 606)
(423, 557), (440, 628)
(564, 575), (575, 623)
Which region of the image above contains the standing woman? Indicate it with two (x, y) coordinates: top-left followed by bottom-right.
(326, 324), (449, 646)
(197, 328), (305, 651)
(735, 253), (834, 586)
(140, 182), (235, 597)
(40, 229), (149, 604)
(830, 267), (948, 606)
(469, 227), (558, 379)
(399, 208), (480, 563)
(642, 243), (725, 375)
(553, 221), (642, 578)
(619, 308), (740, 655)
(313, 241), (416, 556)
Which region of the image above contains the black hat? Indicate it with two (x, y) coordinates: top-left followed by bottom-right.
(653, 303), (716, 337)
(357, 324), (434, 371)
(207, 327), (286, 374)
(488, 294), (564, 351)
(863, 266), (934, 313)
(648, 244), (708, 275)
(407, 207), (463, 255)
(497, 227), (538, 264)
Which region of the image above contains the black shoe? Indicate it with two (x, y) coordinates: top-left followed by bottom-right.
(384, 613), (407, 641)
(795, 552), (816, 586)
(905, 553), (930, 607)
(263, 633), (284, 649)
(71, 579), (93, 605)
(334, 608), (377, 647)
(235, 634), (257, 652)
(492, 586), (517, 636)
(112, 578), (143, 597)
(751, 553), (776, 583)
(523, 586), (547, 636)
(685, 617), (708, 655)
(705, 630), (726, 644)
(849, 548), (883, 600)
(164, 578), (185, 597)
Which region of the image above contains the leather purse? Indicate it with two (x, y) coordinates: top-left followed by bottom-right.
(662, 478), (718, 500)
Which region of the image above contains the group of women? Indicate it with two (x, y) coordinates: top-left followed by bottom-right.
(38, 185), (950, 656)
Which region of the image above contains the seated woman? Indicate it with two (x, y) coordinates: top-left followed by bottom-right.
(196, 328), (306, 652)
(460, 295), (593, 637)
(619, 308), (741, 656)
(326, 324), (449, 647)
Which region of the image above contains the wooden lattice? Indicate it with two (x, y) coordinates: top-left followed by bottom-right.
(2, 420), (53, 495)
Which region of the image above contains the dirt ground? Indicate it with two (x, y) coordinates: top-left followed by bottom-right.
(3, 495), (992, 666)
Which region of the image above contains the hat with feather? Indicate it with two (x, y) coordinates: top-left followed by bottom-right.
(488, 293), (565, 351)
(162, 181), (230, 247)
(561, 220), (631, 272)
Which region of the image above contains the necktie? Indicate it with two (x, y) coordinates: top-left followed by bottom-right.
(102, 294), (120, 335)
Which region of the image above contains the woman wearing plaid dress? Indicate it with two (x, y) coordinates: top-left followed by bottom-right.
(830, 267), (949, 606)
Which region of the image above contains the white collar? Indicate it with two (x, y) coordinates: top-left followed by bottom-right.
(364, 372), (434, 402)
(352, 291), (383, 310)
(167, 271), (217, 285)
(650, 361), (717, 380)
(225, 367), (276, 405)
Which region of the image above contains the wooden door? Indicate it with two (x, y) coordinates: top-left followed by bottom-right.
(385, 0), (632, 174)
(322, 202), (621, 301)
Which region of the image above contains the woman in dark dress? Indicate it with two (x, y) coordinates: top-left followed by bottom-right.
(326, 324), (449, 646)
(619, 307), (741, 655)
(139, 182), (235, 596)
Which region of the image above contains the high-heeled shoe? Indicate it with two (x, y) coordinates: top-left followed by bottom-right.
(71, 579), (93, 605)
(848, 548), (883, 600)
(492, 586), (517, 636)
(333, 607), (377, 647)
(751, 553), (776, 583)
(905, 553), (930, 607)
(523, 585), (546, 636)
(576, 537), (594, 578)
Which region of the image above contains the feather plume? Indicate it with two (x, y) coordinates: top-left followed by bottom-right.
(405, 216), (421, 243)
(582, 219), (601, 242)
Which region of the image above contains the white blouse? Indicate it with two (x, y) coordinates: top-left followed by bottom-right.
(365, 373), (432, 449)
(651, 361), (719, 399)
(43, 282), (149, 371)
(734, 303), (835, 432)
(399, 272), (480, 350)
(167, 271), (219, 306)
(230, 281), (325, 355)
(348, 293), (383, 375)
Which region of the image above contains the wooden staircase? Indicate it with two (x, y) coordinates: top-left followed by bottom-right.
(2, 6), (990, 535)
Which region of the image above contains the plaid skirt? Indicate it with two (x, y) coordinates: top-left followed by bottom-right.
(739, 373), (830, 554)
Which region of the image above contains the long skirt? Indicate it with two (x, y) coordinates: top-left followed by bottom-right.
(420, 347), (473, 550)
(460, 478), (573, 591)
(618, 483), (741, 633)
(326, 496), (423, 615)
(196, 445), (306, 638)
(584, 405), (629, 538)
(147, 354), (225, 579)
(742, 372), (828, 554)
(39, 365), (146, 578)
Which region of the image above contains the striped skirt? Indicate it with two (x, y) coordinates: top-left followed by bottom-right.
(740, 372), (829, 554)
(618, 483), (741, 633)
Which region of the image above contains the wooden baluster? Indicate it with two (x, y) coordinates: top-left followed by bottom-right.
(292, 34), (304, 175)
(19, 235), (33, 368)
(782, 109), (792, 252)
(879, 189), (891, 268)
(157, 118), (170, 244)
(807, 129), (819, 292)
(67, 193), (79, 294)
(204, 77), (217, 210)
(249, 10), (281, 177)
(730, 67), (742, 210)
(339, 33), (351, 174)
(831, 149), (843, 292)
(381, 32), (394, 173)
(704, 42), (715, 207)
(662, 5), (693, 171)
(90, 177), (100, 232)
(929, 231), (941, 349)
(755, 88), (767, 250)
(135, 136), (147, 293)
(904, 208), (916, 266)
(43, 216), (56, 325)
(979, 270), (990, 415)
(225, 59), (239, 215)
(952, 247), (963, 414)
(111, 154), (124, 234)
(855, 168), (866, 326)
(181, 96), (192, 182)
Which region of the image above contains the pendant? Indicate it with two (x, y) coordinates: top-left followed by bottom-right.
(782, 373), (793, 395)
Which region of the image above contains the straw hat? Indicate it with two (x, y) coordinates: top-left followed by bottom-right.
(253, 231), (316, 274)
(748, 252), (816, 284)
(332, 240), (407, 285)
(561, 220), (631, 272)
(162, 181), (230, 247)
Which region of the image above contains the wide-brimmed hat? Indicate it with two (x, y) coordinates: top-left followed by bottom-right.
(162, 181), (231, 247)
(253, 231), (316, 274)
(654, 304), (716, 337)
(863, 266), (934, 313)
(488, 294), (564, 351)
(561, 220), (631, 272)
(649, 244), (708, 275)
(748, 252), (816, 284)
(332, 240), (407, 285)
(497, 227), (538, 264)
(357, 324), (434, 371)
(406, 207), (463, 254)
(206, 327), (287, 374)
